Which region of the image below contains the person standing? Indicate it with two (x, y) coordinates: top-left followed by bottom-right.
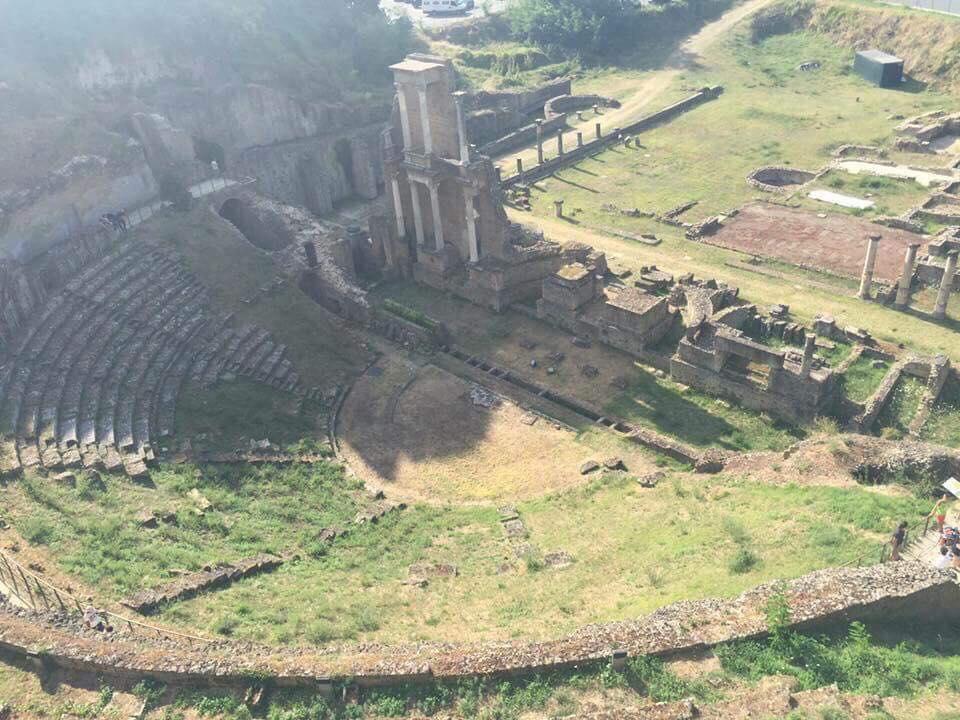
(890, 521), (908, 561)
(929, 493), (952, 534)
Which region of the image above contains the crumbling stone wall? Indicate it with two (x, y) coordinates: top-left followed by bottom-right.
(0, 563), (954, 688)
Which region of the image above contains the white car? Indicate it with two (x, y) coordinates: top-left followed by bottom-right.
(422, 0), (474, 15)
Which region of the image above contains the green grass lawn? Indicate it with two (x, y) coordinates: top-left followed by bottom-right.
(3, 466), (926, 646)
(4, 463), (364, 596)
(875, 374), (926, 436)
(175, 379), (328, 454)
(920, 375), (960, 449)
(606, 368), (806, 451)
(526, 30), (951, 226)
(797, 170), (932, 219)
(837, 355), (889, 404)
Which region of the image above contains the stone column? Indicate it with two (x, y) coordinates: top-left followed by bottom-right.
(396, 85), (413, 148)
(895, 243), (921, 308)
(516, 158), (524, 182)
(557, 130), (564, 156)
(410, 181), (426, 247)
(595, 122), (602, 140)
(495, 167), (502, 182)
(858, 235), (881, 299)
(535, 120), (544, 165)
(554, 199), (564, 218)
(465, 192), (480, 263)
(453, 91), (470, 163)
(391, 175), (406, 239)
(577, 131), (583, 148)
(428, 181), (444, 252)
(933, 251), (959, 320)
(800, 333), (816, 377)
(418, 86), (433, 155)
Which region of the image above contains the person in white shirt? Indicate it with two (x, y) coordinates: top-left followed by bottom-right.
(936, 545), (952, 569)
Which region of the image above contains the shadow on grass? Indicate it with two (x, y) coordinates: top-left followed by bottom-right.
(606, 369), (804, 452)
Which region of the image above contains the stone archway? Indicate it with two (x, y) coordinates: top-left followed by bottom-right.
(218, 198), (292, 252)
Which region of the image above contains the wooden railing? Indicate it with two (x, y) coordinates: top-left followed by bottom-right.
(0, 550), (213, 646)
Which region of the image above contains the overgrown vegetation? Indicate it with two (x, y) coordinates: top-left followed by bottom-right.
(176, 379), (329, 453)
(506, 0), (735, 59)
(6, 462), (363, 595)
(921, 375), (960, 448)
(607, 369), (806, 452)
(837, 355), (889, 404)
(718, 593), (960, 698)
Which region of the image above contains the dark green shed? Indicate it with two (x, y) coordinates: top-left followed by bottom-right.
(854, 50), (904, 88)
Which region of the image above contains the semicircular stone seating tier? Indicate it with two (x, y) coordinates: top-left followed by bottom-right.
(0, 241), (303, 478)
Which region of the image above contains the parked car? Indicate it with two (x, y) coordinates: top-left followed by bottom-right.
(422, 0), (473, 15)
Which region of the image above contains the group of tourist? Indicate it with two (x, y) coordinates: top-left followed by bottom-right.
(889, 492), (960, 569)
(99, 209), (129, 233)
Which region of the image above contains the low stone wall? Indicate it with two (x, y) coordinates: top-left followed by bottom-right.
(472, 79), (572, 116)
(480, 115), (567, 158)
(916, 259), (960, 292)
(746, 166), (817, 193)
(909, 356), (951, 436)
(122, 554), (284, 615)
(0, 563), (954, 689)
(502, 87), (723, 188)
(543, 94), (621, 120)
(851, 359), (905, 433)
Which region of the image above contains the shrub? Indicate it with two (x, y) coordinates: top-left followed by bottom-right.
(728, 547), (760, 574)
(18, 516), (58, 545)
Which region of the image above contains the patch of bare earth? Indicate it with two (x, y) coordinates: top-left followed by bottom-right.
(337, 358), (655, 503)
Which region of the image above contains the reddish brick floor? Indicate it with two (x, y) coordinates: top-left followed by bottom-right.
(704, 202), (926, 282)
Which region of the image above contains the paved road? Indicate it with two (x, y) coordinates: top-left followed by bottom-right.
(380, 0), (512, 27)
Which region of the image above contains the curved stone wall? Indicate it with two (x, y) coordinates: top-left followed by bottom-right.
(746, 166), (817, 193)
(543, 94), (621, 120)
(0, 563), (955, 689)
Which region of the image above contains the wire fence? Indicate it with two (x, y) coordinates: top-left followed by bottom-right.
(841, 515), (934, 568)
(0, 550), (213, 646)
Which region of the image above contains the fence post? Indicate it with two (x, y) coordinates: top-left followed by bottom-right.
(53, 588), (66, 610)
(17, 568), (35, 607)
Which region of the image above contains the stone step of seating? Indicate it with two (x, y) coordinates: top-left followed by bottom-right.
(106, 288), (207, 451)
(63, 265), (190, 450)
(8, 250), (162, 448)
(241, 338), (276, 378)
(228, 328), (271, 373)
(258, 344), (288, 381)
(131, 312), (209, 451)
(203, 325), (258, 388)
(189, 326), (235, 385)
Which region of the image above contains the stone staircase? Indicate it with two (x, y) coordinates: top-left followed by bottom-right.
(0, 238), (302, 478)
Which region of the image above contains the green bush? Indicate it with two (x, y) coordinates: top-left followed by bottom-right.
(728, 547), (760, 574)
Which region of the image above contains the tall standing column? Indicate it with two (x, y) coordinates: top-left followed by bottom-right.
(895, 242), (921, 308)
(418, 86), (433, 155)
(933, 251), (959, 320)
(800, 333), (817, 377)
(391, 175), (406, 239)
(465, 193), (480, 263)
(428, 181), (444, 252)
(858, 235), (881, 300)
(453, 91), (470, 163)
(396, 85), (413, 149)
(557, 130), (564, 156)
(411, 181), (426, 247)
(595, 122), (602, 140)
(535, 120), (544, 165)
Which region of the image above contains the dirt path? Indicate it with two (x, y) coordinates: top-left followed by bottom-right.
(494, 0), (776, 169)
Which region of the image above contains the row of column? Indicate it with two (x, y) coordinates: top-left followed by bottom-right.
(517, 120), (603, 180)
(391, 174), (480, 263)
(858, 234), (958, 319)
